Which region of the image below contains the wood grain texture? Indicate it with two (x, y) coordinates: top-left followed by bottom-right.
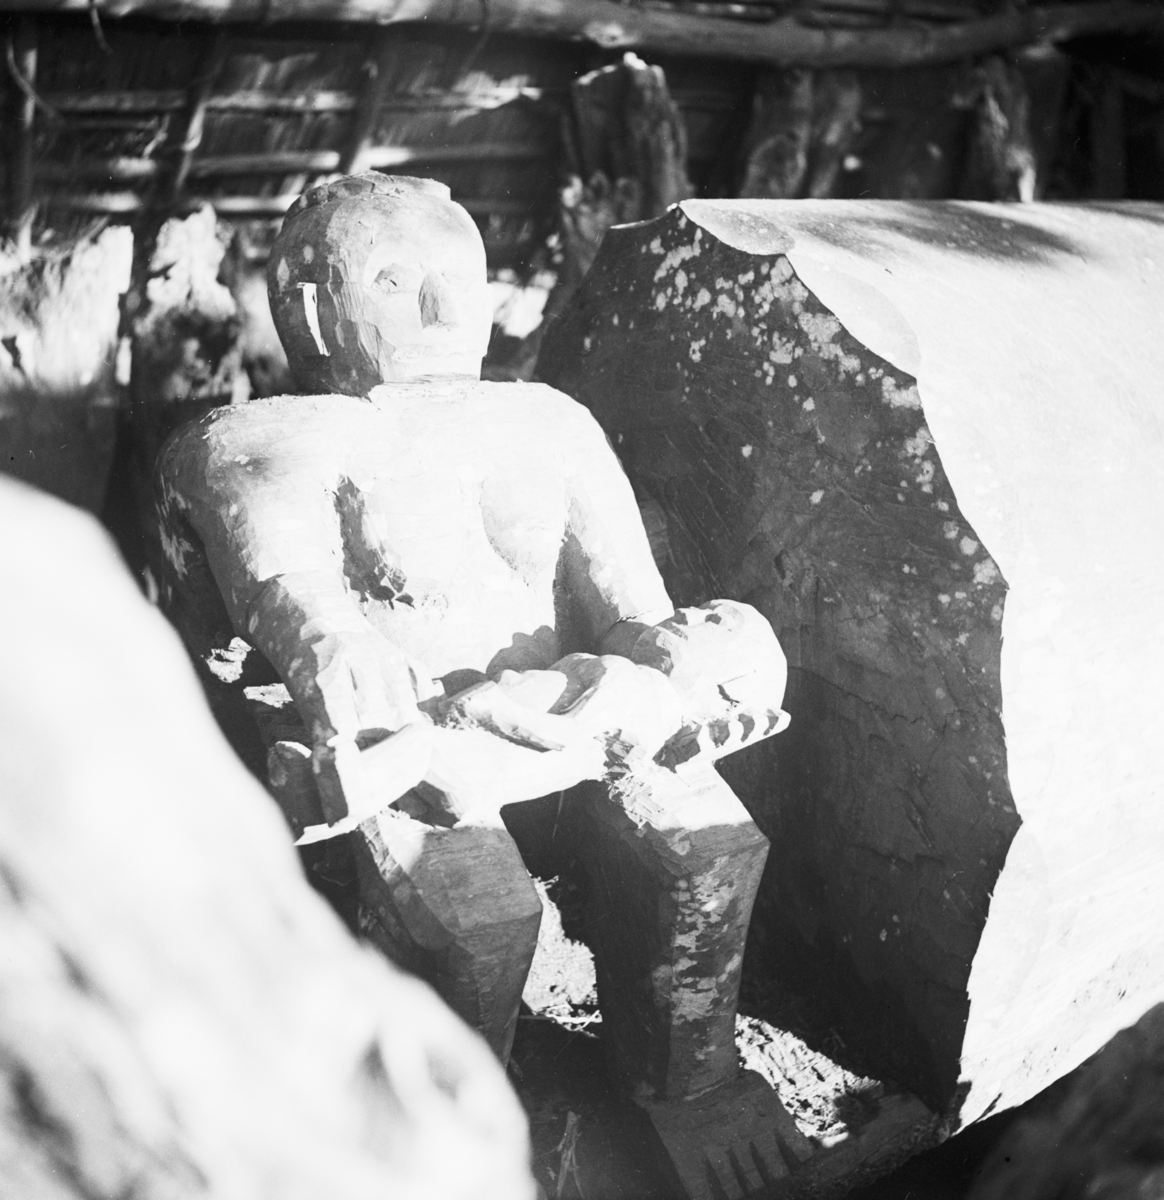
(537, 198), (1164, 1122)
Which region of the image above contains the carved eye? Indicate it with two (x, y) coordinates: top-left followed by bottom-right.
(371, 264), (409, 294)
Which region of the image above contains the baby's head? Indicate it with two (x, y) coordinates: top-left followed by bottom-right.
(268, 174), (492, 394)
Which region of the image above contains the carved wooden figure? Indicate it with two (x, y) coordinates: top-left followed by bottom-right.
(156, 174), (801, 1199)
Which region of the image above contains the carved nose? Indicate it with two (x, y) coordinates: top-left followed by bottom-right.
(418, 271), (455, 328)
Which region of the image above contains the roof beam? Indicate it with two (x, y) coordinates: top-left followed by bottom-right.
(4, 0), (1162, 68)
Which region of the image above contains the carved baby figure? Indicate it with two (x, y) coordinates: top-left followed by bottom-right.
(158, 174), (810, 1199)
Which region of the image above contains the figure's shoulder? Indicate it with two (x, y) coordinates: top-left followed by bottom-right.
(161, 394), (364, 479)
(480, 380), (608, 443)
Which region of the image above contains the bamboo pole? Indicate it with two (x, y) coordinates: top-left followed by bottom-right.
(42, 86), (546, 116)
(42, 85), (739, 119)
(3, 0), (1162, 69)
(36, 157), (161, 183)
(33, 142), (548, 184)
(41, 191), (535, 216)
(44, 88), (349, 113)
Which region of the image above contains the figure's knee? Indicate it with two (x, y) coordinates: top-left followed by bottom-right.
(355, 811), (542, 954)
(577, 763), (769, 883)
(354, 811), (543, 1062)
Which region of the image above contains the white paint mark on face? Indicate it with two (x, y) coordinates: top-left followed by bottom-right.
(960, 536), (980, 557)
(810, 490), (824, 505)
(276, 256), (290, 289)
(302, 244), (314, 263)
(741, 444), (753, 458)
(297, 282), (330, 356)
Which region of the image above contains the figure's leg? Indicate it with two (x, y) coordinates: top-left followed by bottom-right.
(353, 808), (543, 1064)
(573, 762), (813, 1198)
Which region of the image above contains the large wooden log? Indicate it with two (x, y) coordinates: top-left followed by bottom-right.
(3, 0), (1161, 69)
(537, 198), (1164, 1125)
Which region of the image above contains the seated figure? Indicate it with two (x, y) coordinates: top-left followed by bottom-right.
(157, 173), (810, 1198)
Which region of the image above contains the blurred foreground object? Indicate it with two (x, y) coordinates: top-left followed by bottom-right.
(539, 198), (1164, 1126)
(0, 476), (535, 1200)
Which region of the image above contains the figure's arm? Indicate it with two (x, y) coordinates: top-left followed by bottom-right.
(160, 421), (431, 826)
(555, 400), (675, 647)
(557, 402), (788, 724)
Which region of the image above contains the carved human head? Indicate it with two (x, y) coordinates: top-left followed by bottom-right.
(268, 174), (492, 394)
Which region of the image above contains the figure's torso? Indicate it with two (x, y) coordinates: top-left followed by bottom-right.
(174, 381), (600, 685)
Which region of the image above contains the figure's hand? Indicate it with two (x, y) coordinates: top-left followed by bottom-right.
(244, 572), (443, 833)
(446, 654), (683, 763)
(301, 626), (437, 828)
(416, 655), (685, 822)
(542, 653), (684, 760)
(302, 625), (427, 744)
(369, 968), (537, 1200)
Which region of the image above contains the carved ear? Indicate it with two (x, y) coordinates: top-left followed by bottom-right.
(418, 271), (453, 328)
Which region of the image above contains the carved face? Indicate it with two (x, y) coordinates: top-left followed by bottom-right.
(269, 180), (493, 395)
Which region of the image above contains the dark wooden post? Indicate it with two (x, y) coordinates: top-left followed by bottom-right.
(8, 16), (38, 260)
(339, 31), (395, 176)
(166, 30), (228, 205)
(1090, 66), (1127, 198)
